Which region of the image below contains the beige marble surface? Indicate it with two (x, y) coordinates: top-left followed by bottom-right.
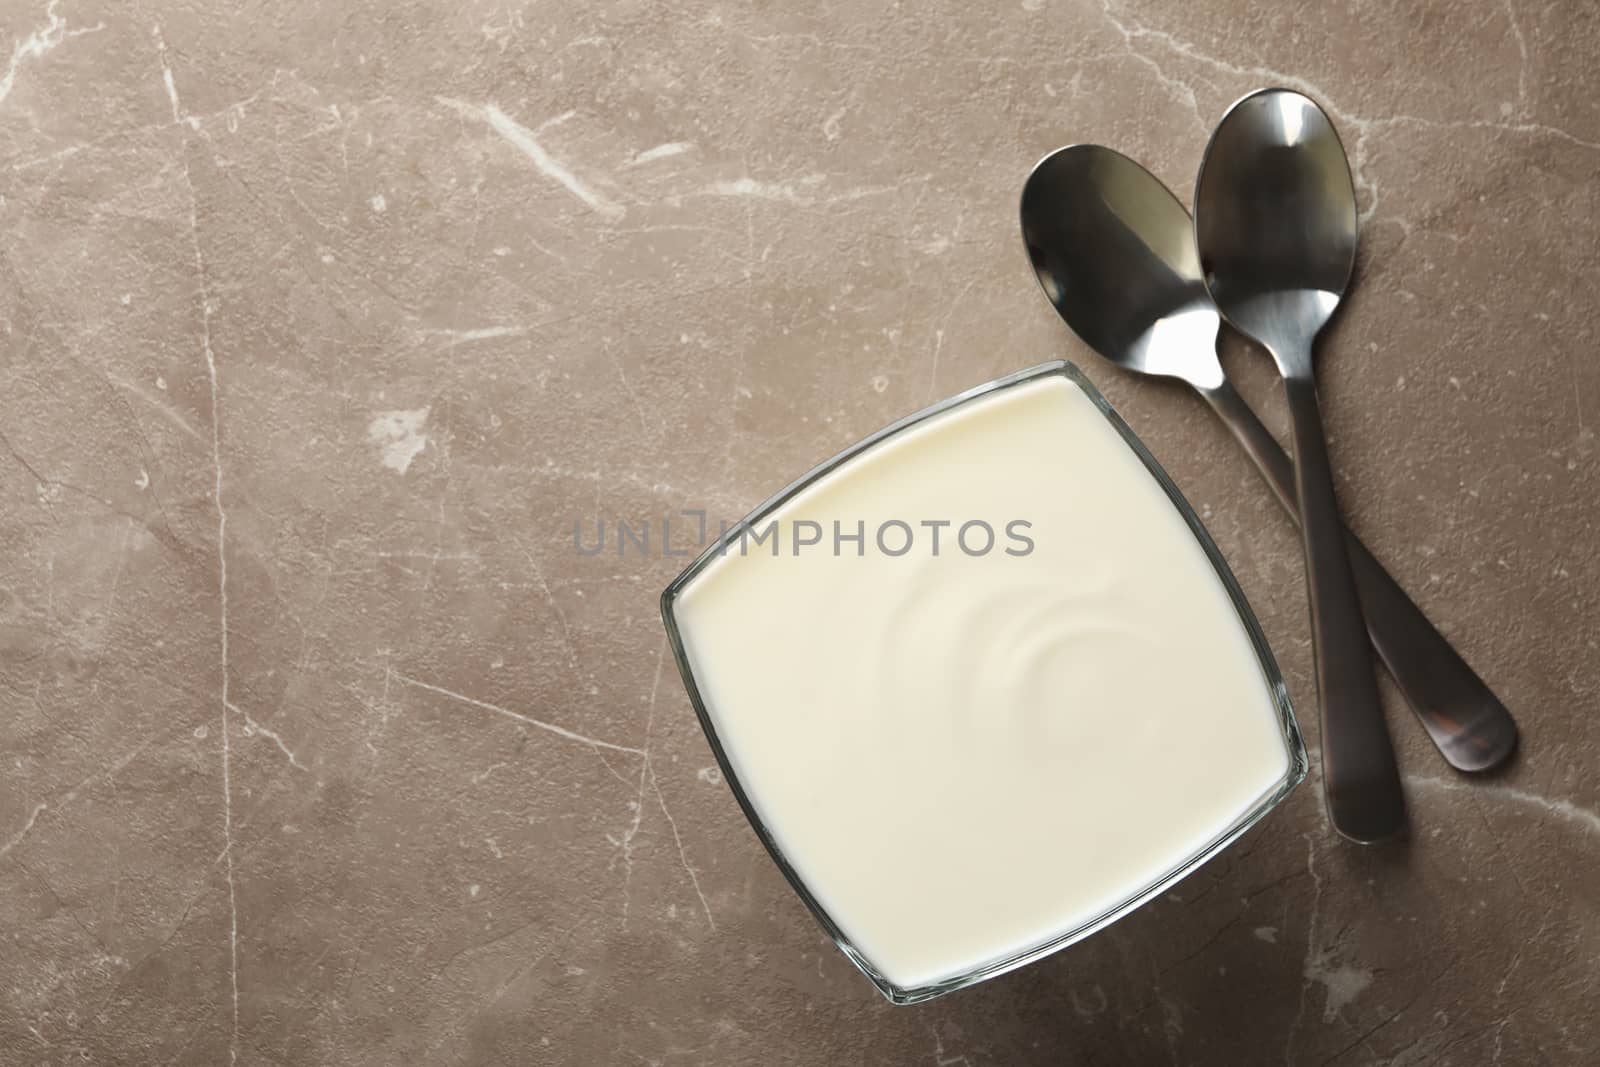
(1, 0), (1597, 1063)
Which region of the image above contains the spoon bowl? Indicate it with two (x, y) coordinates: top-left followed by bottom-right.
(1194, 89), (1358, 372)
(1021, 145), (1221, 387)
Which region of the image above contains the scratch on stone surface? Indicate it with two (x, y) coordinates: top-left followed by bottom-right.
(704, 176), (815, 201)
(1316, 994), (1420, 1067)
(424, 953), (547, 1056)
(0, 426), (56, 506)
(393, 672), (644, 755)
(105, 373), (206, 442)
(0, 0), (104, 107)
(648, 760), (715, 931)
(1285, 832), (1321, 1063)
(469, 761), (507, 786)
(156, 27), (238, 1062)
(518, 545), (580, 671)
(92, 518), (138, 667)
(701, 173), (929, 207)
(226, 701), (307, 772)
(1084, 28), (1205, 131)
(9, 137), (91, 171)
(529, 458), (741, 511)
(614, 647), (664, 928)
(1100, 3), (1343, 117)
(0, 736), (158, 871)
(1481, 900), (1555, 1066)
(418, 325), (528, 342)
(354, 657), (399, 760)
(0, 431), (157, 528)
(1406, 774), (1600, 838)
(926, 328), (946, 402)
(1501, 0), (1530, 118)
(713, 186), (756, 485)
(628, 141), (692, 166)
(533, 108), (576, 134)
(374, 550), (479, 561)
(1493, 902), (1549, 1002)
(6, 82), (285, 173)
(1561, 347), (1587, 442)
(637, 628), (714, 935)
(1160, 995), (1184, 1066)
(0, 803), (47, 862)
(437, 96), (624, 219)
(609, 347), (653, 436)
(925, 274), (977, 402)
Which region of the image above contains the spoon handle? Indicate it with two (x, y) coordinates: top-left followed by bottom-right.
(1279, 374), (1405, 841)
(1199, 376), (1517, 773)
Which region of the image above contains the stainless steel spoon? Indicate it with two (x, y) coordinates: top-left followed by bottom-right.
(1192, 89), (1402, 841)
(1019, 144), (1516, 780)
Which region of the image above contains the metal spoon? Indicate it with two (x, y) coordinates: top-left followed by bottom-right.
(1191, 89), (1402, 841)
(1024, 141), (1510, 780)
(1019, 144), (1516, 779)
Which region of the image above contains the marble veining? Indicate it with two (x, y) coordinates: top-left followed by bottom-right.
(0, 0), (1596, 1063)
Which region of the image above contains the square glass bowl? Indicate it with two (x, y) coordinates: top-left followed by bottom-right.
(660, 360), (1306, 1003)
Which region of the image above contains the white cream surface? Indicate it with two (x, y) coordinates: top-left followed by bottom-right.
(672, 374), (1291, 992)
